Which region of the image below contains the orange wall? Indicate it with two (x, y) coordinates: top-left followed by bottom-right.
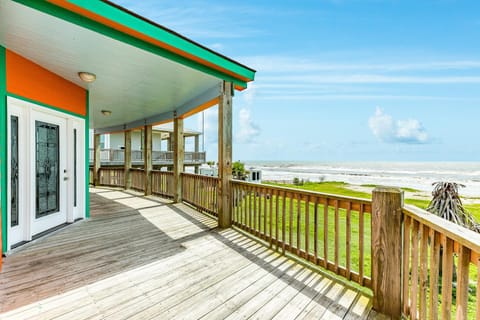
(6, 50), (86, 116)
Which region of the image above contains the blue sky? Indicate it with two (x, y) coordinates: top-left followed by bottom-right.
(115, 0), (480, 162)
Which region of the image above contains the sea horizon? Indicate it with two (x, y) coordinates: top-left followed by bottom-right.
(243, 160), (480, 197)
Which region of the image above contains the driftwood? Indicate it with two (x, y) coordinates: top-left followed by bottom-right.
(426, 181), (480, 233)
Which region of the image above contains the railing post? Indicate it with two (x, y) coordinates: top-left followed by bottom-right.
(93, 133), (101, 186)
(173, 115), (184, 202)
(218, 81), (233, 228)
(124, 130), (132, 189)
(144, 125), (152, 195)
(372, 186), (404, 318)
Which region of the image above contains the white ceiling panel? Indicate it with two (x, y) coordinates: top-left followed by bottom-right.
(0, 0), (221, 129)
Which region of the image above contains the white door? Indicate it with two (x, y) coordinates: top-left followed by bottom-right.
(7, 97), (80, 249)
(30, 110), (68, 236)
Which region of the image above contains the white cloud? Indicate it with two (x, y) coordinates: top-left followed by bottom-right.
(369, 107), (428, 144)
(236, 108), (261, 143)
(197, 106), (218, 144)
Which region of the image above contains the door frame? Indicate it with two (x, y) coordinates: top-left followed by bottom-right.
(6, 96), (86, 250)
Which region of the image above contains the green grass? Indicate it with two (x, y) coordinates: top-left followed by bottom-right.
(245, 180), (480, 319)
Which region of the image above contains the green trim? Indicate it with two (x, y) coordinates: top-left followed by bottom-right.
(13, 0), (252, 89)
(1, 46), (7, 253)
(85, 91), (90, 219)
(7, 93), (87, 119)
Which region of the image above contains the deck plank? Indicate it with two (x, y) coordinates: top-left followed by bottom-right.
(0, 188), (373, 319)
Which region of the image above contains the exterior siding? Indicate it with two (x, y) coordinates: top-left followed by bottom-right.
(6, 50), (86, 116)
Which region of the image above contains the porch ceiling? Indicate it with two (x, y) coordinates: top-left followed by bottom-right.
(0, 0), (252, 130)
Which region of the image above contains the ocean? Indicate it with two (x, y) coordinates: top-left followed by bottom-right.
(244, 161), (480, 197)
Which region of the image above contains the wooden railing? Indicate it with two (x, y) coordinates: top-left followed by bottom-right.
(152, 170), (174, 198)
(89, 167), (94, 185)
(98, 167), (125, 187)
(402, 205), (480, 320)
(130, 168), (145, 191)
(231, 180), (372, 288)
(182, 173), (219, 216)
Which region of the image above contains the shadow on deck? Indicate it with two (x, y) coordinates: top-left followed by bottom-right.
(0, 188), (380, 319)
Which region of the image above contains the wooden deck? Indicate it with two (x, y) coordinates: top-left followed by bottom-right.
(0, 188), (379, 319)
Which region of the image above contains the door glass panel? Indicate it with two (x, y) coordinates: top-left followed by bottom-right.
(36, 121), (60, 218)
(11, 116), (19, 227)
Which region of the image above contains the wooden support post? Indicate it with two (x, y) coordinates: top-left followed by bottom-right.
(93, 133), (101, 186)
(168, 134), (173, 152)
(194, 135), (200, 174)
(173, 116), (184, 202)
(124, 130), (132, 189)
(144, 125), (152, 195)
(372, 186), (404, 318)
(218, 81), (233, 228)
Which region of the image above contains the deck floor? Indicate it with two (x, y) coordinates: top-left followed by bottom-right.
(0, 188), (379, 319)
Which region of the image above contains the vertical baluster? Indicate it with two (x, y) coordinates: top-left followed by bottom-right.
(476, 258), (480, 320)
(314, 197), (319, 265)
(269, 187), (273, 248)
(455, 245), (471, 320)
(403, 215), (412, 316)
(410, 220), (420, 320)
(275, 189), (279, 250)
(296, 193), (301, 256)
(253, 186), (258, 236)
(429, 230), (440, 320)
(263, 187), (268, 237)
(419, 225), (429, 320)
(324, 198), (329, 269)
(334, 199), (339, 273)
(258, 187), (262, 236)
(305, 195), (310, 258)
(282, 190), (286, 255)
(359, 203), (365, 286)
(346, 202), (352, 280)
(441, 237), (454, 320)
(289, 192), (293, 252)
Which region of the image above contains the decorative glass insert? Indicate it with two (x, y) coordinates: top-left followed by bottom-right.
(36, 121), (60, 218)
(11, 116), (19, 227)
(74, 129), (77, 207)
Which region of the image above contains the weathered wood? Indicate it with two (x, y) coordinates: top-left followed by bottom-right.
(323, 200), (329, 269)
(402, 215), (411, 316)
(410, 220), (419, 320)
(217, 81), (233, 228)
(173, 117), (184, 203)
(346, 202), (352, 281)
(419, 224), (429, 320)
(359, 204), (365, 286)
(124, 130), (132, 190)
(143, 125), (152, 196)
(371, 186), (403, 318)
(441, 237), (454, 320)
(477, 259), (480, 320)
(429, 230), (440, 320)
(334, 200), (339, 273)
(93, 133), (101, 186)
(455, 245), (471, 320)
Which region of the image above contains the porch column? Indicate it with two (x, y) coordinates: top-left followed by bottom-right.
(217, 81), (233, 228)
(144, 125), (152, 195)
(173, 116), (184, 202)
(371, 187), (403, 318)
(93, 133), (101, 186)
(124, 130), (132, 189)
(194, 135), (200, 174)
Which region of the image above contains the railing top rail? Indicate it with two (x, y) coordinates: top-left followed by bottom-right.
(151, 170), (173, 175)
(403, 204), (480, 253)
(181, 172), (219, 179)
(130, 168), (145, 172)
(231, 179), (372, 208)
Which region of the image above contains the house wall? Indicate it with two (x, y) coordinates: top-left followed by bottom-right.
(1, 49), (88, 254)
(108, 131), (164, 151)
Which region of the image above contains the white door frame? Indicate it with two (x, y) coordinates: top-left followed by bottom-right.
(6, 96), (86, 250)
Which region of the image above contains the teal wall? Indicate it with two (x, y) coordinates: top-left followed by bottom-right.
(1, 46), (7, 253)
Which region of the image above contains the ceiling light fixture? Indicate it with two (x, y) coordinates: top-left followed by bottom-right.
(78, 71), (96, 83)
(101, 110), (112, 116)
